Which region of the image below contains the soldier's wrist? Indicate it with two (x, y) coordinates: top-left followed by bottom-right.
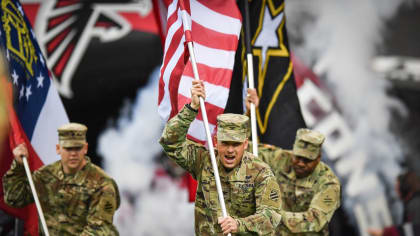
(11, 159), (24, 170)
(13, 158), (24, 166)
(178, 104), (199, 123)
(186, 103), (199, 112)
(235, 218), (246, 233)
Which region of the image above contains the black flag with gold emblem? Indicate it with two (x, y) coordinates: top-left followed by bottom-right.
(225, 0), (306, 149)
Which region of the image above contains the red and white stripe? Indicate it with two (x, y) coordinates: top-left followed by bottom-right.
(158, 0), (241, 143)
(152, 0), (171, 43)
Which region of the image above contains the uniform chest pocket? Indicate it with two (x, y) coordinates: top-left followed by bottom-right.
(277, 182), (293, 210)
(231, 181), (255, 217)
(295, 187), (314, 209)
(279, 182), (293, 198)
(65, 185), (93, 218)
(202, 179), (220, 210)
(232, 182), (254, 201)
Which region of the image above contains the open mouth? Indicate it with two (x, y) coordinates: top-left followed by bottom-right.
(224, 155), (236, 163)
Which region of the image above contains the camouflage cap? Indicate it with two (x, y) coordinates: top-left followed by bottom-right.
(293, 128), (325, 160)
(217, 113), (249, 142)
(57, 123), (87, 148)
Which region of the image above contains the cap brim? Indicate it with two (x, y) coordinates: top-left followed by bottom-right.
(60, 140), (85, 148)
(293, 149), (317, 160)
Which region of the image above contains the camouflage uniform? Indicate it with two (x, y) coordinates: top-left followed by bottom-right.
(254, 129), (341, 235)
(3, 123), (120, 236)
(160, 105), (282, 235)
(3, 157), (120, 236)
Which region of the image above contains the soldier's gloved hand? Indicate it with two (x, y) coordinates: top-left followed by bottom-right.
(245, 88), (259, 115)
(218, 216), (238, 235)
(190, 79), (206, 110)
(12, 143), (28, 164)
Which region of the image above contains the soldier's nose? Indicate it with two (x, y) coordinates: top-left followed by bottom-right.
(296, 159), (304, 166)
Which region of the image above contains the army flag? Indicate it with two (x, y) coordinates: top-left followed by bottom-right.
(0, 0), (69, 234)
(225, 0), (306, 149)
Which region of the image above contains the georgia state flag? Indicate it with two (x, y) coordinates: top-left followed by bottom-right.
(0, 0), (68, 235)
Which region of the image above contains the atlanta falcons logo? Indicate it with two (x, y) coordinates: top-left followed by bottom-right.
(22, 0), (153, 98)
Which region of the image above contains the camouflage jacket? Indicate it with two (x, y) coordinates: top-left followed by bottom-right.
(3, 157), (120, 236)
(160, 105), (282, 235)
(255, 144), (341, 236)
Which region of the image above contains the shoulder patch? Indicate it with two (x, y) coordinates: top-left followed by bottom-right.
(261, 178), (282, 209)
(103, 200), (114, 213)
(314, 187), (339, 213)
(270, 189), (279, 201)
(98, 194), (117, 223)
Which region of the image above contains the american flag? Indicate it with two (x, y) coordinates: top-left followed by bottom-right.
(0, 0), (68, 234)
(157, 0), (242, 143)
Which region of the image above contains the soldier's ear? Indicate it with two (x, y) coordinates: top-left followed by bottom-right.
(83, 143), (88, 154)
(56, 144), (60, 155)
(243, 139), (249, 149)
(213, 136), (218, 147)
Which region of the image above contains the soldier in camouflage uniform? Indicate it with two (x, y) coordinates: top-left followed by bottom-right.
(159, 80), (282, 235)
(246, 89), (341, 236)
(3, 123), (120, 235)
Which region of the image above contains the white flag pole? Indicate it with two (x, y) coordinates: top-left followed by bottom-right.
(181, 10), (231, 236)
(244, 0), (258, 156)
(247, 55), (258, 157)
(22, 156), (50, 236)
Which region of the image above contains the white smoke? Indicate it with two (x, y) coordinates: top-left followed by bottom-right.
(98, 67), (194, 236)
(285, 0), (410, 232)
(286, 0), (410, 188)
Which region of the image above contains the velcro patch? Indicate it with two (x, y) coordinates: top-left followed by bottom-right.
(270, 189), (279, 201)
(315, 187), (339, 212)
(104, 201), (114, 213)
(262, 178), (282, 208)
